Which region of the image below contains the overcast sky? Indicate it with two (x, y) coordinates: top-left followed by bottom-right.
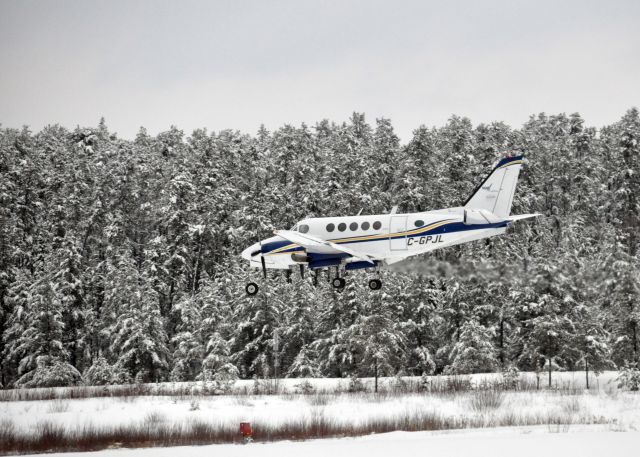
(1, 0), (639, 142)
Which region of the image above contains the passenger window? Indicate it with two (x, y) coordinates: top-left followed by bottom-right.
(299, 224), (309, 234)
(326, 223), (335, 232)
(373, 221), (382, 230)
(338, 222), (347, 232)
(415, 220), (424, 227)
(361, 221), (370, 230)
(349, 222), (358, 231)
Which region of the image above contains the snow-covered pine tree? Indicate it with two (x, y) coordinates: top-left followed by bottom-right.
(83, 355), (113, 385)
(279, 276), (317, 375)
(198, 332), (238, 393)
(10, 278), (81, 387)
(110, 257), (170, 383)
(230, 282), (283, 379)
(348, 286), (405, 392)
(446, 319), (499, 374)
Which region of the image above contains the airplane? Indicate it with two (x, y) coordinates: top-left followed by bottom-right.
(241, 155), (539, 295)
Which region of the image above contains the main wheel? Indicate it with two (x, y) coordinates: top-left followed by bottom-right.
(332, 277), (346, 289)
(246, 282), (259, 296)
(368, 278), (382, 290)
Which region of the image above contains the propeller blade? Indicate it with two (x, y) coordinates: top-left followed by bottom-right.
(261, 255), (267, 279)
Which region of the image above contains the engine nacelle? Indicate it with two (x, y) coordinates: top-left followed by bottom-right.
(291, 253), (311, 263)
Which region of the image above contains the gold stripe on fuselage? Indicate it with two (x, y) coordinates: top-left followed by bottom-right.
(265, 218), (456, 256)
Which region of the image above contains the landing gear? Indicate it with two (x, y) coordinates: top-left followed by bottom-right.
(332, 277), (346, 289)
(246, 282), (259, 296)
(368, 278), (382, 290)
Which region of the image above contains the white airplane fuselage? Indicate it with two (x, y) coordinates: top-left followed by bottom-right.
(241, 207), (508, 271)
(240, 155), (537, 292)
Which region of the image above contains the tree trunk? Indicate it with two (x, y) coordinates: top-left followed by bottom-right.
(191, 234), (203, 295)
(585, 358), (589, 390)
(499, 318), (505, 367)
(633, 322), (638, 362)
(548, 357), (552, 388)
(374, 359), (378, 393)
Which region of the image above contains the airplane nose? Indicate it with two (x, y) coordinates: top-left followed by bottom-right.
(241, 242), (261, 261)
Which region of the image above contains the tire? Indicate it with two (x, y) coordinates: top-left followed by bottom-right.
(332, 277), (345, 289)
(246, 282), (259, 296)
(368, 279), (382, 290)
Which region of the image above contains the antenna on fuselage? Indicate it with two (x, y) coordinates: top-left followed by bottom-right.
(389, 205), (399, 215)
(356, 208), (363, 216)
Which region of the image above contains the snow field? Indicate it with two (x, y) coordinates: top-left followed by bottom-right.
(3, 377), (639, 436)
(2, 371), (637, 454)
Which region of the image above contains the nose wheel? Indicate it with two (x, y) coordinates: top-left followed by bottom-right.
(368, 278), (382, 290)
(246, 282), (259, 296)
(246, 252), (267, 296)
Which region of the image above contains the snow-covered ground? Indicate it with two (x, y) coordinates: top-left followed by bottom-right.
(2, 371), (638, 455)
(23, 428), (640, 457)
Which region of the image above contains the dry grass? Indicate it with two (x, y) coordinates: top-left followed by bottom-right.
(560, 396), (583, 415)
(307, 394), (331, 406)
(143, 410), (167, 425)
(469, 389), (505, 412)
(46, 400), (70, 414)
(0, 373), (611, 403)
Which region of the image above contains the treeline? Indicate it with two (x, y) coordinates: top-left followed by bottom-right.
(0, 110), (639, 388)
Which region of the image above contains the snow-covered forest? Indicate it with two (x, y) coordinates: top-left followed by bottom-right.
(1, 109), (639, 389)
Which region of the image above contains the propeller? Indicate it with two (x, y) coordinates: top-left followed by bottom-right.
(259, 240), (267, 280)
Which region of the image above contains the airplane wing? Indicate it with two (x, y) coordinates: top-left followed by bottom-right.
(507, 213), (542, 222)
(274, 230), (376, 264)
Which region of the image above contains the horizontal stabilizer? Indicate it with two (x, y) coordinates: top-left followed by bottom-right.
(506, 213), (541, 222)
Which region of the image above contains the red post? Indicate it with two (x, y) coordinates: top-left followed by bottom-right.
(240, 422), (253, 443)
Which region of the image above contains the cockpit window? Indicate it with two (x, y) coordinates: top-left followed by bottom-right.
(415, 220), (424, 227)
(299, 224), (309, 234)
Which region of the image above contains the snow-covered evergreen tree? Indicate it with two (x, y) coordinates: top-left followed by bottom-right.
(1, 111), (639, 383)
(348, 288), (405, 392)
(109, 257), (170, 383)
(446, 319), (499, 374)
(9, 278), (81, 387)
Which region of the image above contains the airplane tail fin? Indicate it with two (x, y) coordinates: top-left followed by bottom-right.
(464, 155), (524, 218)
